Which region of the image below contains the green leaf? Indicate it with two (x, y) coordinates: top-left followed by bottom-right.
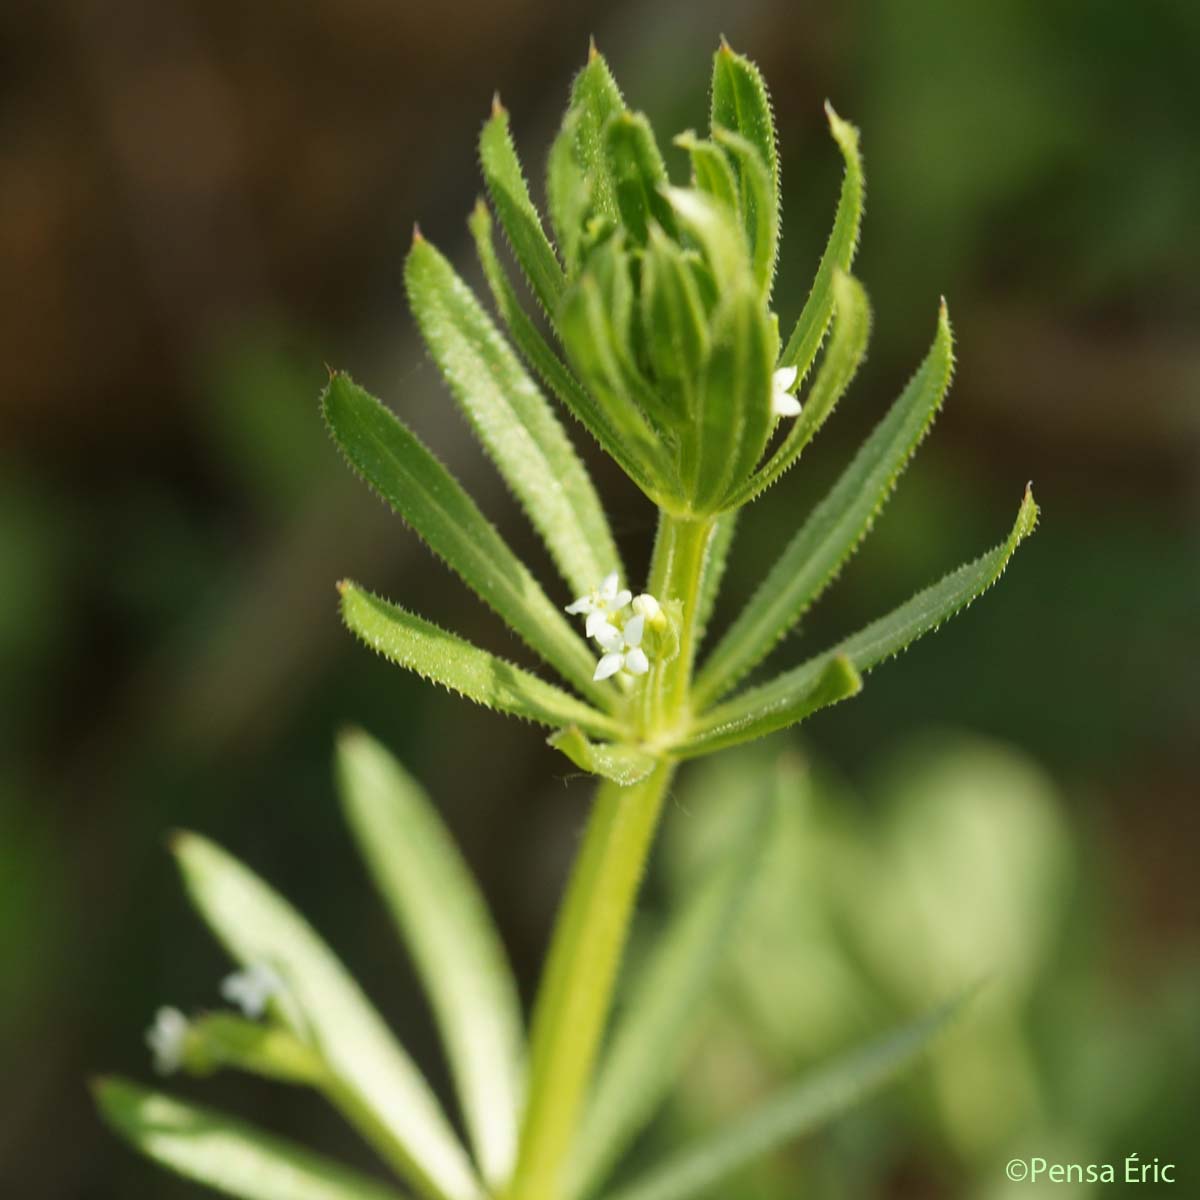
(674, 131), (740, 219)
(684, 283), (773, 514)
(405, 235), (620, 599)
(696, 299), (950, 706)
(730, 269), (872, 508)
(339, 582), (621, 739)
(710, 39), (779, 205)
(321, 372), (605, 701)
(604, 111), (677, 246)
(336, 730), (526, 1189)
(779, 103), (864, 377)
(479, 100), (566, 318)
(469, 201), (663, 499)
(563, 46), (626, 227)
(95, 1078), (407, 1200)
(548, 726), (658, 786)
(567, 767), (775, 1200)
(172, 834), (482, 1200)
(689, 487), (1039, 753)
(678, 655), (862, 758)
(600, 992), (972, 1200)
(641, 225), (709, 412)
(662, 187), (746, 295)
(711, 126), (777, 296)
(546, 109), (590, 276)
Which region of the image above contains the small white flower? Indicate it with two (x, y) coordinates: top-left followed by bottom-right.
(631, 593), (661, 622)
(771, 365), (801, 417)
(221, 962), (283, 1019)
(146, 1006), (189, 1075)
(566, 571), (633, 639)
(593, 613), (650, 680)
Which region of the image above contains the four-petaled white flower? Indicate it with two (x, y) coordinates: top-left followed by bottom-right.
(221, 962), (283, 1019)
(146, 1006), (189, 1075)
(593, 614), (649, 681)
(771, 365), (801, 417)
(565, 571), (632, 638)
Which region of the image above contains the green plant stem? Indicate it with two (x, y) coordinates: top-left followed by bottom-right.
(509, 514), (713, 1200)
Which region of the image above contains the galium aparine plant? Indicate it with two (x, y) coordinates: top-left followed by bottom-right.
(95, 39), (1037, 1200)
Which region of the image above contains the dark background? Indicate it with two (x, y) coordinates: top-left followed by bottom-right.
(2, 0), (1197, 1196)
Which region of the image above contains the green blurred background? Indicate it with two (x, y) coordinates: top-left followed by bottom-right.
(2, 0), (1197, 1196)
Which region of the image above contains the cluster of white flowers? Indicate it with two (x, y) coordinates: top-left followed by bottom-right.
(567, 572), (662, 682)
(144, 960), (283, 1076)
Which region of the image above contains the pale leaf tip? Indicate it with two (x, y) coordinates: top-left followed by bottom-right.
(335, 578), (352, 596)
(588, 35), (599, 62)
(411, 222), (425, 245)
(491, 91), (506, 118)
(718, 33), (735, 56)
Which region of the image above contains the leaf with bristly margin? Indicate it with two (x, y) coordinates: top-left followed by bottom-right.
(339, 583), (621, 739)
(171, 834), (482, 1200)
(696, 299), (951, 706)
(405, 235), (619, 599)
(710, 41), (779, 294)
(548, 726), (658, 786)
(562, 46), (626, 228)
(598, 992), (973, 1200)
(684, 283), (773, 514)
(779, 103), (864, 378)
(469, 202), (662, 499)
(94, 1079), (407, 1200)
(688, 488), (1038, 755)
(641, 226), (709, 421)
(711, 127), (777, 297)
(693, 511), (737, 652)
(674, 131), (740, 219)
(479, 101), (566, 318)
(566, 765), (776, 1200)
(678, 655), (862, 758)
(336, 730), (526, 1189)
(546, 109), (590, 276)
(728, 269), (871, 510)
(321, 372), (604, 702)
(604, 111), (678, 246)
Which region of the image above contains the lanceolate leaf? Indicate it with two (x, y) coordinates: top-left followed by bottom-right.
(336, 730), (526, 1189)
(321, 372), (604, 702)
(688, 488), (1039, 753)
(339, 583), (621, 739)
(729, 269), (872, 509)
(566, 770), (775, 1200)
(548, 726), (658, 786)
(563, 46), (627, 227)
(678, 655), (862, 758)
(172, 834), (482, 1200)
(780, 103), (864, 377)
(710, 38), (777, 218)
(468, 202), (663, 499)
(605, 111), (678, 245)
(674, 131), (740, 217)
(479, 101), (566, 318)
(697, 294), (947, 706)
(686, 284), (773, 513)
(405, 235), (620, 599)
(95, 1079), (407, 1200)
(711, 126), (777, 296)
(600, 993), (971, 1200)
